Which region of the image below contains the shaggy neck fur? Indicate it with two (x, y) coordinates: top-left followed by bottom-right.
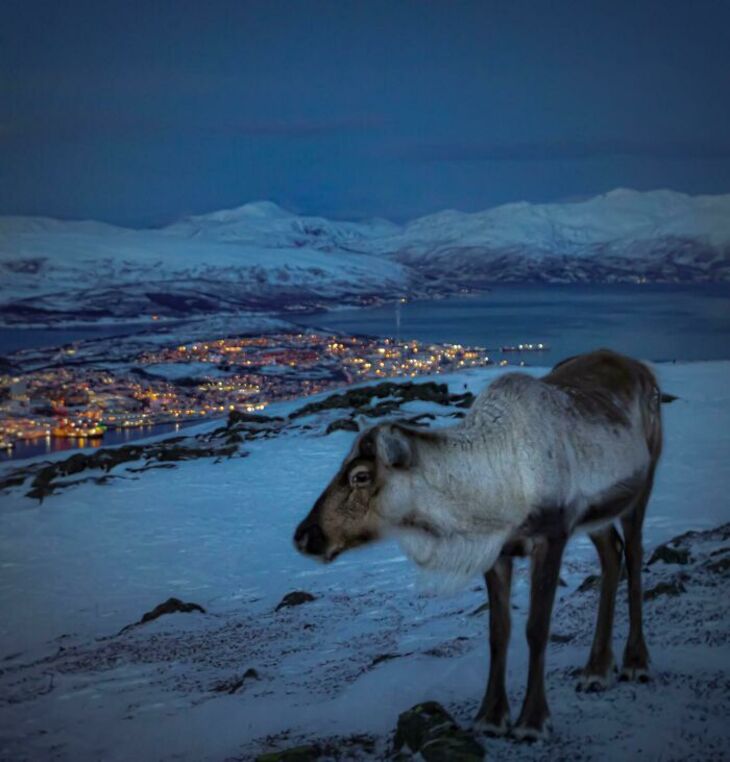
(377, 423), (523, 582)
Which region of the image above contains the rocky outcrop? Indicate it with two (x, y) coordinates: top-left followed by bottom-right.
(275, 591), (316, 612)
(393, 701), (485, 761)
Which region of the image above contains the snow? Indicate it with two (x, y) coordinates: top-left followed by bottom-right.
(1, 190), (728, 326)
(0, 212), (410, 321)
(377, 189), (730, 253)
(166, 201), (399, 249)
(0, 362), (729, 760)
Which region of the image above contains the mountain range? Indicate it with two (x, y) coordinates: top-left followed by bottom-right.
(1, 189), (728, 325)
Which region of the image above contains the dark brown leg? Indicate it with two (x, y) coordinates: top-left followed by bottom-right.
(513, 535), (567, 741)
(620, 484), (652, 681)
(475, 556), (513, 735)
(577, 525), (623, 691)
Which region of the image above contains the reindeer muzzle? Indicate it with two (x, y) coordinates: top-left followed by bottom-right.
(293, 520), (328, 558)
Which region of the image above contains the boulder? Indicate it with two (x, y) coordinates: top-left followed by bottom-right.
(139, 597), (206, 623)
(393, 701), (484, 760)
(276, 591), (316, 611)
(256, 745), (322, 761)
(644, 578), (687, 600)
(648, 544), (691, 565)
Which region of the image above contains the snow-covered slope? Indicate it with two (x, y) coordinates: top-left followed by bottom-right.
(165, 200), (399, 252)
(1, 190), (729, 325)
(0, 362), (728, 760)
(0, 213), (410, 324)
(369, 189), (730, 285)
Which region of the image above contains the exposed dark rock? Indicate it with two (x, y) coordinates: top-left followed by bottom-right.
(19, 436), (241, 500)
(255, 735), (377, 762)
(393, 701), (484, 761)
(370, 652), (412, 668)
(289, 381), (453, 420)
(648, 544), (691, 566)
(140, 597), (206, 623)
(418, 732), (486, 762)
(576, 574), (601, 593)
(0, 473), (29, 491)
(705, 555), (730, 575)
(325, 417), (359, 435)
(275, 591), (316, 611)
(669, 523), (730, 545)
(422, 637), (470, 658)
(228, 410), (284, 427)
(404, 413), (436, 426)
(709, 545), (730, 557)
(644, 578), (687, 600)
(213, 667), (260, 694)
(256, 746), (322, 762)
(154, 443), (236, 462)
(393, 701), (458, 754)
(469, 602), (490, 617)
(550, 632), (575, 643)
(119, 597), (206, 634)
(360, 400), (402, 418)
(450, 392), (475, 408)
(126, 463), (178, 473)
(60, 453), (90, 476)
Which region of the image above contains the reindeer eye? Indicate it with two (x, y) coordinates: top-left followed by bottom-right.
(349, 468), (372, 487)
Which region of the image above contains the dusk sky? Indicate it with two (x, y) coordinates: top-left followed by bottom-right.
(2, 0), (729, 225)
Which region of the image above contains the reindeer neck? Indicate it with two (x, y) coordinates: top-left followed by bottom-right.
(392, 419), (533, 534)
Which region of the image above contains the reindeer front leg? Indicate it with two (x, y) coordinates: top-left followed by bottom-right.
(513, 534), (567, 741)
(475, 555), (513, 735)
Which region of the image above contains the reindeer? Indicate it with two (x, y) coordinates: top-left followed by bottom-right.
(293, 349), (662, 740)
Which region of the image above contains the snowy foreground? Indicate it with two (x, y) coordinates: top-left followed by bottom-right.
(0, 362), (729, 761)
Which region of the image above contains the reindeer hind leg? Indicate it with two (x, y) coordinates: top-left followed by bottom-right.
(475, 556), (513, 736)
(620, 483), (652, 682)
(576, 524), (623, 692)
(513, 535), (567, 741)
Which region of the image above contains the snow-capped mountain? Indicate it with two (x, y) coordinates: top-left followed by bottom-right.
(0, 211), (411, 325)
(164, 200), (399, 252)
(1, 190), (728, 325)
(367, 189), (730, 285)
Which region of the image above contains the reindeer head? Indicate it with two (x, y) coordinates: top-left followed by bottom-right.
(293, 423), (413, 562)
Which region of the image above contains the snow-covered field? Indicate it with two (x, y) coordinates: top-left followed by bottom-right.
(0, 362), (728, 760)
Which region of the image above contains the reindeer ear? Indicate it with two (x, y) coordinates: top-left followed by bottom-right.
(355, 415), (369, 432)
(376, 425), (412, 469)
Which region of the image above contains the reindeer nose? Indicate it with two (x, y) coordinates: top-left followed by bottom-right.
(294, 521), (327, 556)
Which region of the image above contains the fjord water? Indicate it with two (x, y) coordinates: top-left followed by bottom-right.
(293, 284), (730, 365)
(0, 323), (149, 355)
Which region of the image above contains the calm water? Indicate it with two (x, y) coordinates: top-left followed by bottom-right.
(0, 420), (204, 462)
(292, 284), (730, 365)
(0, 324), (150, 356)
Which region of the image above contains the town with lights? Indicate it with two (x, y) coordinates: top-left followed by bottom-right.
(0, 331), (548, 456)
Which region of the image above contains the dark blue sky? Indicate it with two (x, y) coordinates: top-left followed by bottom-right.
(2, 0), (729, 225)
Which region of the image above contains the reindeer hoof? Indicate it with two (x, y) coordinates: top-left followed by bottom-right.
(511, 719), (552, 743)
(619, 666), (651, 683)
(577, 676), (609, 693)
(474, 715), (510, 737)
(576, 668), (616, 693)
